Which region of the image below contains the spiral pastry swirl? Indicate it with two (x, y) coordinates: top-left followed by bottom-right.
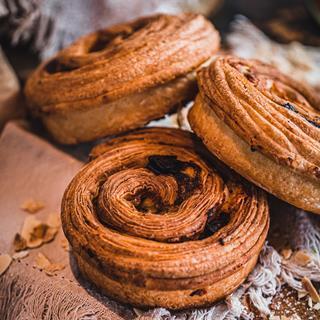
(61, 127), (269, 309)
(189, 56), (320, 214)
(25, 13), (219, 144)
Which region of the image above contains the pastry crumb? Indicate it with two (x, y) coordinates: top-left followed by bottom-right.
(34, 252), (65, 276)
(20, 199), (44, 213)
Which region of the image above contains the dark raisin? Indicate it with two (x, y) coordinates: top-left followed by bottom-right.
(207, 212), (230, 234)
(307, 119), (320, 129)
(283, 102), (298, 113)
(147, 155), (183, 175)
(147, 155), (201, 205)
(190, 289), (207, 296)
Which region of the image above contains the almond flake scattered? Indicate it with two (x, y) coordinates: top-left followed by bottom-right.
(46, 213), (60, 229)
(302, 277), (320, 303)
(60, 238), (70, 252)
(12, 250), (29, 260)
(44, 263), (65, 276)
(269, 315), (280, 320)
(20, 199), (44, 213)
(314, 302), (320, 310)
(290, 250), (311, 266)
(133, 308), (143, 316)
(308, 296), (313, 308)
(297, 290), (308, 300)
(29, 223), (50, 248)
(14, 215), (59, 251)
(0, 254), (12, 276)
(43, 227), (58, 244)
(280, 248), (292, 260)
(34, 253), (64, 276)
(13, 233), (27, 251)
(35, 252), (51, 269)
(21, 216), (42, 240)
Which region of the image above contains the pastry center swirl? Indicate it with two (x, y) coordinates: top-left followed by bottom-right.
(96, 154), (228, 243)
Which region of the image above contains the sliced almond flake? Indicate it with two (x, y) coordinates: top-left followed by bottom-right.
(20, 199), (44, 213)
(269, 315), (280, 320)
(302, 277), (320, 303)
(12, 250), (29, 260)
(314, 302), (320, 310)
(30, 223), (49, 240)
(13, 233), (27, 252)
(35, 252), (51, 269)
(34, 253), (64, 276)
(21, 216), (42, 240)
(0, 254), (12, 276)
(297, 290), (308, 300)
(280, 248), (292, 260)
(46, 213), (61, 228)
(291, 250), (311, 266)
(308, 296), (313, 308)
(133, 308), (143, 316)
(27, 238), (43, 249)
(42, 227), (58, 244)
(44, 263), (65, 276)
(60, 238), (70, 252)
(18, 216), (59, 249)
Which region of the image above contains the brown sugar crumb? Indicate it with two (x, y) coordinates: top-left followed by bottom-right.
(20, 199), (44, 213)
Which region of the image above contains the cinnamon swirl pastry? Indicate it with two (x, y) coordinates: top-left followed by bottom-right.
(189, 56), (320, 214)
(61, 127), (269, 309)
(25, 13), (219, 144)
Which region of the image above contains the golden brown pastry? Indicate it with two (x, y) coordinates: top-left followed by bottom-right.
(25, 13), (219, 144)
(189, 56), (320, 214)
(61, 127), (269, 309)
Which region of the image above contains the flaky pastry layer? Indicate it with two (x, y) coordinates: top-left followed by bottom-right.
(25, 13), (219, 144)
(61, 127), (269, 309)
(190, 56), (320, 213)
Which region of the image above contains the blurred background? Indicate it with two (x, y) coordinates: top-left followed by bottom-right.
(1, 0), (320, 82)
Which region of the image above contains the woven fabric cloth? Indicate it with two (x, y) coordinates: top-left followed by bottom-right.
(0, 0), (220, 59)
